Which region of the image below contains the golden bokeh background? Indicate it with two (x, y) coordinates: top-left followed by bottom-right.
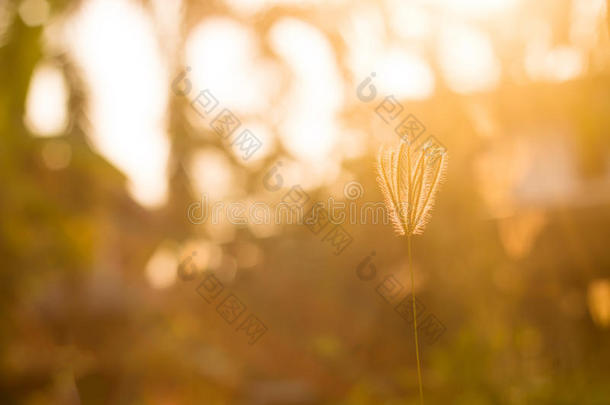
(1, 0), (610, 403)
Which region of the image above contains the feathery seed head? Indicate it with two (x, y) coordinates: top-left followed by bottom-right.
(376, 139), (448, 236)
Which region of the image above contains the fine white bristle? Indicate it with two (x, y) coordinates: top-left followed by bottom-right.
(376, 140), (448, 236)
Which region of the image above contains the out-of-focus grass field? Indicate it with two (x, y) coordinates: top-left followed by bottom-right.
(1, 0), (610, 404)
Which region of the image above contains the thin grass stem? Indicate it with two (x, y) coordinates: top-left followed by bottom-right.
(408, 234), (424, 405)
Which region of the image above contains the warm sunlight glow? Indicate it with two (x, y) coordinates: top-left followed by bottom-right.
(376, 47), (435, 100)
(65, 0), (169, 207)
(229, 120), (275, 166)
(430, 0), (519, 18)
(526, 45), (585, 83)
(24, 63), (69, 137)
(342, 3), (435, 100)
(178, 239), (222, 273)
(570, 0), (606, 47)
(18, 0), (50, 27)
(387, 1), (431, 40)
(205, 216), (237, 244)
(5, 0), (610, 401)
(438, 23), (500, 94)
(224, 0), (348, 15)
(150, 0), (183, 59)
(269, 18), (343, 166)
(342, 3), (385, 83)
(588, 279), (610, 328)
(186, 17), (278, 116)
(190, 148), (237, 201)
(146, 244), (178, 289)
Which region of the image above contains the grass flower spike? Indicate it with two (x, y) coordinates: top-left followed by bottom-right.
(376, 139), (448, 405)
(377, 140), (448, 237)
